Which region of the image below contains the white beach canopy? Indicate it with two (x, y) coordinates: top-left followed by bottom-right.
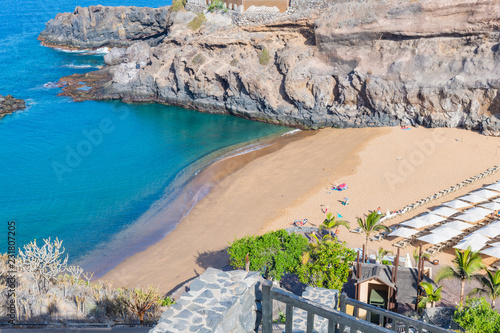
(487, 241), (500, 247)
(388, 227), (419, 238)
(480, 202), (500, 211)
(454, 234), (490, 252)
(459, 193), (488, 204)
(473, 224), (500, 238)
(431, 226), (463, 238)
(401, 213), (446, 229)
(481, 246), (500, 259)
(454, 212), (485, 223)
(430, 206), (460, 217)
(466, 207), (493, 217)
(417, 233), (452, 245)
(485, 182), (500, 192)
(443, 199), (471, 209)
(472, 189), (499, 199)
(434, 221), (472, 231)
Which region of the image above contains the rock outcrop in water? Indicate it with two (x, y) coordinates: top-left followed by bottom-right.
(38, 5), (171, 49)
(44, 0), (500, 135)
(0, 94), (26, 118)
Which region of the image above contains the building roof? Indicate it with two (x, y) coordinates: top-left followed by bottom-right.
(348, 263), (435, 305)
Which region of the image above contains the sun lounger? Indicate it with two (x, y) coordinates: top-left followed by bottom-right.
(350, 227), (362, 234)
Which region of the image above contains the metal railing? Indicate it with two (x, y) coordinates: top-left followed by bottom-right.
(340, 294), (453, 333)
(261, 280), (453, 333)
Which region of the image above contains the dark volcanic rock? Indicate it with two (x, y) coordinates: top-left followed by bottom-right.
(38, 5), (171, 49)
(0, 94), (26, 118)
(51, 0), (500, 135)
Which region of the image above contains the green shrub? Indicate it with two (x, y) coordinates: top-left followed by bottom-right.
(158, 296), (175, 307)
(259, 48), (270, 65)
(453, 297), (500, 333)
(188, 13), (206, 31)
(169, 0), (186, 12)
(207, 0), (224, 12)
(228, 229), (309, 281)
(297, 240), (356, 290)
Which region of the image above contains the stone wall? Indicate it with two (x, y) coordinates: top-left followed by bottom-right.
(150, 268), (263, 333)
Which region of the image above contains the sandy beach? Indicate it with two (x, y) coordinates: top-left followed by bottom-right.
(101, 126), (500, 294)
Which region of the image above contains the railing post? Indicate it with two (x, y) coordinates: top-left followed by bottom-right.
(339, 293), (347, 333)
(285, 303), (293, 333)
(262, 280), (273, 333)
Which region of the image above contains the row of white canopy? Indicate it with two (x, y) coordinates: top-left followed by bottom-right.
(388, 180), (500, 257)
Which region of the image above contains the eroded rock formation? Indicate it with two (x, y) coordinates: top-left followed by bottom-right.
(0, 95), (26, 118)
(44, 0), (500, 134)
(38, 5), (172, 49)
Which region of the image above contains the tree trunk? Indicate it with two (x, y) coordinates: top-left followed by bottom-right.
(139, 311), (145, 324)
(460, 280), (465, 304)
(493, 298), (496, 308)
(365, 236), (369, 262)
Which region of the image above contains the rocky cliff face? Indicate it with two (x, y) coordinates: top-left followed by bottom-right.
(38, 5), (171, 49)
(0, 95), (26, 118)
(47, 0), (500, 134)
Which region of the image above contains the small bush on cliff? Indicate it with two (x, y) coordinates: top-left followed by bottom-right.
(120, 286), (161, 324)
(259, 48), (271, 65)
(169, 0), (186, 12)
(228, 229), (309, 281)
(297, 239), (355, 290)
(192, 53), (206, 65)
(188, 13), (206, 31)
(207, 0), (224, 12)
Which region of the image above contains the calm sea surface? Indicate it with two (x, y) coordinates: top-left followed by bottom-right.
(0, 0), (288, 275)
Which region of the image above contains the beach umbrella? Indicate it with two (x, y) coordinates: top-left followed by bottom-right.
(485, 183), (500, 192)
(459, 193), (488, 204)
(417, 233), (452, 245)
(472, 189), (499, 199)
(465, 207), (493, 217)
(481, 246), (500, 259)
(487, 241), (500, 247)
(488, 220), (500, 228)
(474, 224), (500, 238)
(405, 253), (412, 268)
(436, 221), (473, 230)
(443, 199), (471, 209)
(431, 226), (463, 238)
(401, 213), (446, 229)
(430, 206), (460, 217)
(480, 202), (500, 211)
(454, 234), (490, 252)
(454, 213), (485, 223)
(388, 227), (419, 238)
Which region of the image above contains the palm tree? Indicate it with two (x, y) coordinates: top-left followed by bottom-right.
(375, 247), (392, 264)
(469, 270), (500, 307)
(357, 211), (390, 256)
(436, 247), (484, 304)
(413, 248), (430, 268)
(418, 282), (443, 309)
(319, 213), (350, 238)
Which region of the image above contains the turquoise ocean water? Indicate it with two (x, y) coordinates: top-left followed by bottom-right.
(0, 0), (288, 276)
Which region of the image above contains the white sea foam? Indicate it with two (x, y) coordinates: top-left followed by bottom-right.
(61, 64), (101, 69)
(54, 46), (109, 55)
(281, 128), (301, 136)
